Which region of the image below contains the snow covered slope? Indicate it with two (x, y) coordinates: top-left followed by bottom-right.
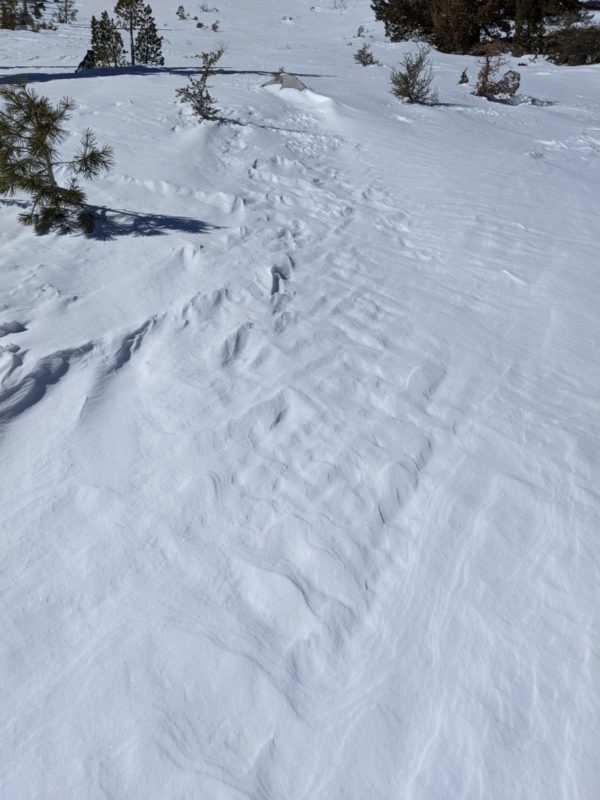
(1, 2), (599, 798)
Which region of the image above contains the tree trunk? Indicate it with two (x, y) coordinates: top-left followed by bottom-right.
(130, 15), (135, 65)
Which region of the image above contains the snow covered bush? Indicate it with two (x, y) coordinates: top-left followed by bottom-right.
(176, 46), (223, 121)
(0, 84), (113, 234)
(390, 45), (438, 105)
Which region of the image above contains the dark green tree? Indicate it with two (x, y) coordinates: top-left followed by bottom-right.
(114, 0), (144, 65)
(17, 0), (32, 26)
(2, 0), (54, 28)
(432, 0), (481, 52)
(514, 0), (544, 52)
(134, 5), (164, 66)
(53, 0), (77, 24)
(372, 0), (518, 49)
(91, 11), (126, 67)
(544, 0), (582, 22)
(546, 22), (600, 64)
(0, 0), (17, 29)
(479, 0), (517, 38)
(370, 0), (433, 41)
(0, 83), (113, 234)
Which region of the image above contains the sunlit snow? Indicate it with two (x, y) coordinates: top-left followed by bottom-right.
(1, 2), (599, 798)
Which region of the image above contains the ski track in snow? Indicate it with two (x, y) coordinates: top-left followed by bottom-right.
(1, 2), (600, 799)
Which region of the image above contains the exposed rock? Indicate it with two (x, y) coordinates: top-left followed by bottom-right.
(262, 71), (307, 91)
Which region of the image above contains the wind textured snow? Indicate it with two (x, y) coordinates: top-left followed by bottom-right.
(1, 2), (599, 798)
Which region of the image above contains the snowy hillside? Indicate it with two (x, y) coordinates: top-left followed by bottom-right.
(1, 2), (599, 798)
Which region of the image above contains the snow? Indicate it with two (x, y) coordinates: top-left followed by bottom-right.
(1, 2), (600, 798)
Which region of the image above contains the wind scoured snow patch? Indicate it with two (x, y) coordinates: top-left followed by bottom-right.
(0, 342), (93, 423)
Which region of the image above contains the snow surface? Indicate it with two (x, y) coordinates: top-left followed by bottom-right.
(1, 2), (600, 798)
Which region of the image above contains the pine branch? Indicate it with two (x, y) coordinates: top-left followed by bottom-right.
(71, 130), (114, 178)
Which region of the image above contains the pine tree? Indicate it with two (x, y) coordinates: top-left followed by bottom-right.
(514, 0), (544, 53)
(53, 0), (77, 24)
(134, 5), (164, 66)
(544, 0), (581, 22)
(91, 11), (126, 67)
(371, 0), (520, 51)
(0, 0), (17, 29)
(0, 83), (113, 234)
(176, 46), (223, 121)
(432, 0), (480, 52)
(370, 0), (434, 42)
(114, 0), (144, 65)
(2, 0), (52, 29)
(16, 0), (33, 27)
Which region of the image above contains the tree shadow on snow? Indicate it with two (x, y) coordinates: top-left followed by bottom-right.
(0, 198), (30, 210)
(218, 68), (331, 78)
(88, 206), (220, 240)
(0, 65), (196, 85)
(0, 65), (330, 86)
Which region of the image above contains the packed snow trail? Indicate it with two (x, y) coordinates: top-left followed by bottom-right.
(1, 2), (599, 798)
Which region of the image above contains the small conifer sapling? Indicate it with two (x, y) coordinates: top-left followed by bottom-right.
(176, 45), (223, 121)
(390, 45), (439, 104)
(354, 43), (377, 66)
